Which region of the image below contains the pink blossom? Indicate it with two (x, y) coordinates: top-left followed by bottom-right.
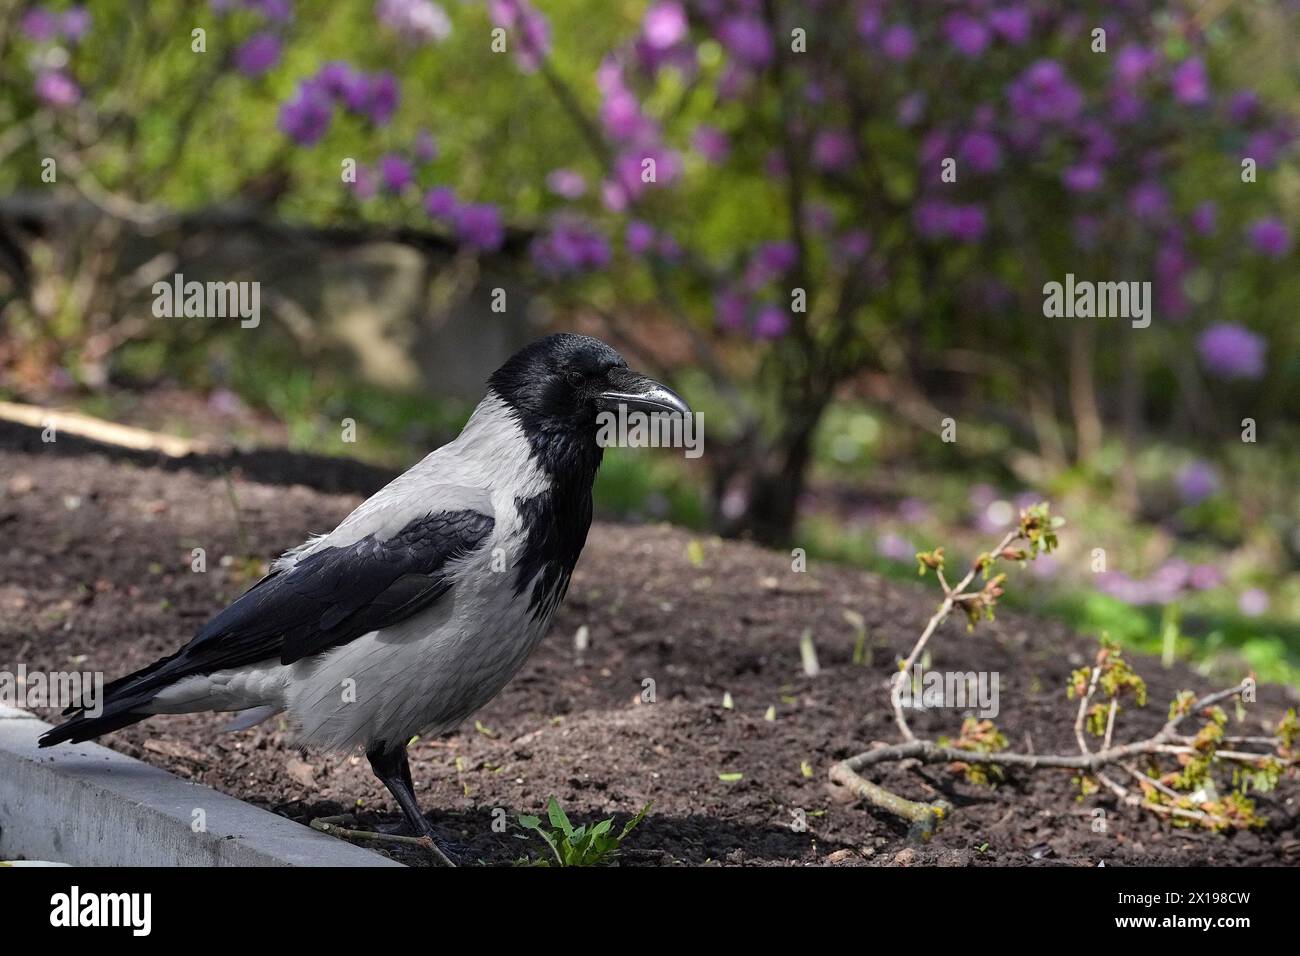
(643, 2), (687, 49)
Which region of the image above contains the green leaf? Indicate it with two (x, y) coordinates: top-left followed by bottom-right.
(619, 802), (652, 842)
(546, 795), (573, 835)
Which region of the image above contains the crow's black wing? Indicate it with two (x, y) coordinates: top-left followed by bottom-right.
(81, 508), (494, 709)
(210, 508), (495, 667)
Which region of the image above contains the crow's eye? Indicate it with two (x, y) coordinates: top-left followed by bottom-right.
(565, 370), (584, 387)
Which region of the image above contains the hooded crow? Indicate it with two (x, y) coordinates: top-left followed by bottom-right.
(40, 332), (691, 863)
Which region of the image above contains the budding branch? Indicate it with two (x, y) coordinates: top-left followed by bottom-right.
(830, 507), (1296, 838)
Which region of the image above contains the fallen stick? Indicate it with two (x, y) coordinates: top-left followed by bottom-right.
(0, 399), (210, 457)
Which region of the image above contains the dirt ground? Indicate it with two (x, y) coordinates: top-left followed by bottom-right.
(1, 435), (1297, 866)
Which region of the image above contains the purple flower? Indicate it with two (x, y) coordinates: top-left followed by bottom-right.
(208, 388), (245, 417)
(643, 1), (687, 49)
(1246, 217), (1290, 258)
(1062, 163), (1103, 192)
(489, 0), (550, 72)
(717, 15), (773, 68)
(949, 205), (987, 242)
(1114, 44), (1157, 85)
(958, 131), (1001, 174)
(1190, 201), (1217, 236)
(34, 71), (80, 108)
(1097, 568), (1190, 606)
(364, 72), (400, 125)
(920, 130), (950, 168)
(1150, 560), (1192, 603)
(1228, 90), (1259, 125)
(976, 499), (1015, 534)
(968, 483), (996, 510)
(61, 6), (92, 42)
(1244, 130), (1282, 169)
(913, 199), (952, 239)
(747, 241), (797, 286)
(880, 23), (915, 61)
(277, 82), (333, 144)
(1176, 460), (1219, 505)
(515, 5), (551, 71)
(546, 168), (587, 198)
(1197, 323), (1266, 380)
(856, 6), (880, 40)
(597, 65), (657, 144)
(1109, 87), (1144, 124)
(897, 497), (929, 524)
(455, 203), (505, 252)
(424, 186), (459, 219)
(531, 219), (611, 274)
(625, 220), (656, 255)
(1029, 554), (1060, 581)
(1188, 564), (1223, 591)
(252, 0), (294, 23)
(876, 532), (915, 563)
(603, 149), (680, 209)
(715, 63), (754, 101)
(378, 154), (413, 193)
(235, 32), (281, 76)
(812, 129), (854, 172)
(1128, 181), (1170, 224)
(1238, 589), (1269, 617)
(692, 124), (730, 164)
(21, 8), (59, 42)
(413, 129), (438, 163)
(375, 0), (451, 43)
(987, 6), (1030, 45)
(317, 61), (360, 100)
(600, 90), (650, 143)
(1007, 60), (1083, 124)
(1156, 243), (1191, 319)
(715, 290), (748, 332)
(1081, 120), (1117, 163)
(753, 305), (790, 340)
(349, 163), (378, 200)
(897, 91), (926, 126)
(1171, 58), (1209, 105)
(944, 13), (989, 57)
(836, 229), (871, 262)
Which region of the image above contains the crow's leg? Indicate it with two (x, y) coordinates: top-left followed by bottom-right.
(367, 744), (458, 867)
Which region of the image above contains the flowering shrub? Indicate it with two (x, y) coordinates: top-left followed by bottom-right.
(1, 0), (1296, 540)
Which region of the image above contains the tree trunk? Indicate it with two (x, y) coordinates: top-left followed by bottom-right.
(723, 401), (825, 547)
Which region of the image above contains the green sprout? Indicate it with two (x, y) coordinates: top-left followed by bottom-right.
(515, 797), (650, 867)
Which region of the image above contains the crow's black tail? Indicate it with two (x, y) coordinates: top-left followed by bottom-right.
(38, 708), (152, 746)
(37, 653), (180, 747)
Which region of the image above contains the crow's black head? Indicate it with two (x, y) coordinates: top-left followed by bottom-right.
(488, 332), (689, 438)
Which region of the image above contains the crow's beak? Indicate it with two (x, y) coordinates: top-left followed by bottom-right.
(598, 369), (692, 418)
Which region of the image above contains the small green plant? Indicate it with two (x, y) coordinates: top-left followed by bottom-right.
(515, 797), (650, 867)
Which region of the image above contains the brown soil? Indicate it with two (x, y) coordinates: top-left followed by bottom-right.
(1, 437), (1296, 867)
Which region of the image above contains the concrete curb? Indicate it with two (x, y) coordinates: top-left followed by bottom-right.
(0, 706), (402, 866)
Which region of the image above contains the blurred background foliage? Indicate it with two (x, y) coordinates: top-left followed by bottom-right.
(0, 0), (1297, 683)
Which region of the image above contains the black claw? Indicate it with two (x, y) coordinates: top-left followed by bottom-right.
(367, 743), (461, 865)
